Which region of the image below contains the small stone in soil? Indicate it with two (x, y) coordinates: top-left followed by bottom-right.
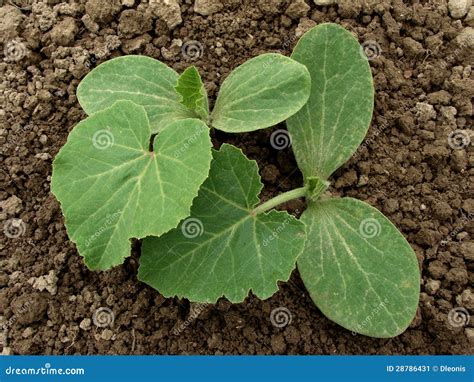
(0, 195), (22, 217)
(85, 0), (122, 23)
(448, 0), (472, 19)
(79, 318), (92, 331)
(194, 0), (223, 16)
(425, 279), (441, 295)
(285, 0), (310, 19)
(150, 0), (182, 30)
(314, 0), (338, 5)
(101, 329), (114, 341)
(49, 17), (78, 46)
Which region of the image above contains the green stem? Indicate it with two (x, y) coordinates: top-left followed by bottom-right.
(251, 187), (308, 215)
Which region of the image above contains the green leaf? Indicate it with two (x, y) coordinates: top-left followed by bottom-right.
(298, 198), (420, 338)
(306, 176), (329, 202)
(77, 56), (195, 133)
(210, 53), (311, 133)
(138, 144), (306, 303)
(287, 23), (374, 179)
(51, 101), (212, 270)
(175, 66), (209, 121)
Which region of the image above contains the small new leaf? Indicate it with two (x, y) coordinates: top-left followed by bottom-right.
(139, 144), (306, 303)
(299, 198), (420, 338)
(175, 66), (209, 121)
(211, 53), (311, 133)
(306, 176), (329, 202)
(51, 101), (212, 270)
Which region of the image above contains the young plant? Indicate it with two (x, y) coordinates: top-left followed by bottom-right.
(139, 24), (420, 338)
(51, 53), (310, 269)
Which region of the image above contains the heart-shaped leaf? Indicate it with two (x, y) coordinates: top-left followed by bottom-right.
(51, 101), (212, 270)
(175, 66), (209, 121)
(77, 56), (195, 132)
(298, 198), (420, 337)
(287, 24), (374, 179)
(210, 53), (311, 133)
(138, 144), (306, 303)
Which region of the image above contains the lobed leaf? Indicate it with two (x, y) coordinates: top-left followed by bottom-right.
(175, 66), (209, 121)
(298, 198), (420, 337)
(51, 101), (212, 270)
(211, 53), (311, 133)
(77, 56), (195, 133)
(139, 144), (306, 303)
(287, 23), (374, 179)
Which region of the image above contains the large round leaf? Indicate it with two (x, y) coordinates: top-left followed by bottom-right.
(299, 198), (420, 338)
(51, 101), (212, 270)
(77, 56), (195, 132)
(139, 144), (306, 303)
(287, 23), (374, 179)
(210, 54), (311, 133)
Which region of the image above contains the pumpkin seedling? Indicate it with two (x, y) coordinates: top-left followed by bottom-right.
(139, 24), (420, 338)
(51, 52), (310, 270)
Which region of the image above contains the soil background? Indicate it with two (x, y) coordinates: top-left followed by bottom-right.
(1, 0), (473, 355)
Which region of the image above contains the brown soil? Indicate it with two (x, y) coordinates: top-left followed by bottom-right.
(1, 0), (473, 355)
